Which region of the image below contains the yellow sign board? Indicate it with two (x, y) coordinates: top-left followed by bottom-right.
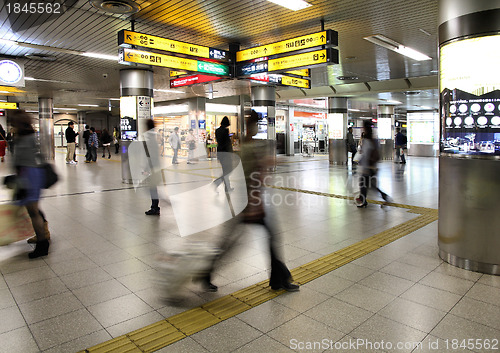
(120, 48), (198, 71)
(120, 30), (210, 58)
(281, 76), (310, 89)
(285, 69), (310, 77)
(0, 102), (18, 109)
(269, 50), (328, 71)
(170, 70), (188, 77)
(237, 31), (329, 62)
(119, 48), (230, 75)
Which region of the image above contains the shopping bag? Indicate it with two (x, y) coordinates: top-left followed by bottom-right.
(0, 204), (35, 246)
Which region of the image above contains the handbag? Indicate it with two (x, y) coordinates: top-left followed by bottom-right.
(42, 163), (59, 189)
(0, 204), (35, 246)
(353, 152), (362, 163)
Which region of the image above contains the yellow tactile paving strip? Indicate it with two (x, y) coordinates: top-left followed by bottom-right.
(80, 186), (438, 353)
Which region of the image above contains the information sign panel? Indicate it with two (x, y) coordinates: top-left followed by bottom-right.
(236, 30), (337, 62)
(119, 48), (230, 76)
(280, 75), (310, 89)
(285, 69), (310, 77)
(0, 102), (18, 109)
(268, 48), (338, 72)
(118, 30), (229, 62)
(170, 74), (222, 88)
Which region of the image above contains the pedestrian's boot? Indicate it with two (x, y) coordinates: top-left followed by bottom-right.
(28, 239), (49, 259)
(27, 221), (50, 244)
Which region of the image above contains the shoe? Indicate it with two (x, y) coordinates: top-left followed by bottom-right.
(102, 155), (105, 158)
(108, 155), (111, 159)
(66, 161), (71, 164)
(271, 282), (299, 292)
(85, 160), (90, 163)
(145, 208), (160, 216)
(203, 282), (218, 292)
(28, 239), (49, 259)
(70, 161), (77, 165)
(355, 197), (367, 208)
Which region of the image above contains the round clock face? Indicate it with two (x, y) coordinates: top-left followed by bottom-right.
(0, 60), (22, 84)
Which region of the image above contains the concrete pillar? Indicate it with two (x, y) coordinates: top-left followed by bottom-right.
(285, 106), (294, 156)
(188, 97), (206, 140)
(377, 105), (395, 160)
(38, 97), (54, 160)
(327, 97), (348, 164)
(251, 86), (276, 169)
(438, 0), (500, 274)
(120, 68), (153, 183)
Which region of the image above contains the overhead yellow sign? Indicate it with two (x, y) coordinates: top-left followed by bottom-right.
(285, 69), (310, 77)
(170, 70), (188, 77)
(237, 31), (333, 62)
(118, 30), (228, 61)
(119, 48), (230, 75)
(0, 102), (18, 109)
(269, 49), (328, 71)
(281, 76), (310, 89)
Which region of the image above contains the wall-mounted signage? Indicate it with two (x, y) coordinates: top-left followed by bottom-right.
(281, 75), (310, 89)
(119, 48), (230, 76)
(236, 61), (268, 76)
(268, 48), (338, 72)
(0, 102), (18, 109)
(136, 96), (151, 120)
(0, 60), (24, 87)
(118, 30), (229, 62)
(236, 30), (338, 62)
(170, 74), (223, 88)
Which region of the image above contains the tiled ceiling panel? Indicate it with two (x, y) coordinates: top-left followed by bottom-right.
(0, 0), (439, 109)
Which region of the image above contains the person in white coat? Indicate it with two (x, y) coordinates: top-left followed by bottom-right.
(185, 129), (197, 164)
(168, 127), (181, 164)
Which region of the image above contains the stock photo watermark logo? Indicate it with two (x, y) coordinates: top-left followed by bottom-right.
(128, 139), (247, 237)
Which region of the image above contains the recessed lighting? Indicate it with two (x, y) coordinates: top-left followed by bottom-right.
(266, 0), (311, 11)
(364, 34), (431, 61)
(154, 89), (184, 94)
(81, 52), (118, 61)
(337, 76), (358, 80)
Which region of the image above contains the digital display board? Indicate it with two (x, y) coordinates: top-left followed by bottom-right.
(440, 34), (500, 156)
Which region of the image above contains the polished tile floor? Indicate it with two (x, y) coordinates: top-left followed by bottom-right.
(0, 149), (498, 353)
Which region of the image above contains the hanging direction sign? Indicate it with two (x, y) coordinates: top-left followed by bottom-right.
(118, 30), (230, 62)
(119, 48), (230, 76)
(285, 69), (310, 77)
(268, 48), (338, 72)
(280, 75), (310, 89)
(236, 60), (269, 77)
(236, 30), (337, 62)
(170, 74), (223, 88)
(170, 70), (188, 77)
(0, 102), (18, 109)
(248, 73), (310, 89)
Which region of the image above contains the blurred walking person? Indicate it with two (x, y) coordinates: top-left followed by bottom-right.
(113, 126), (120, 154)
(82, 125), (90, 160)
(101, 128), (112, 159)
(356, 120), (390, 208)
(65, 122), (78, 165)
(11, 111), (51, 258)
(202, 111), (299, 292)
(86, 127), (98, 163)
(168, 127), (181, 164)
(346, 127), (357, 162)
(185, 128), (197, 164)
(6, 128), (15, 154)
(394, 127), (407, 164)
(213, 116), (233, 192)
(0, 123), (6, 162)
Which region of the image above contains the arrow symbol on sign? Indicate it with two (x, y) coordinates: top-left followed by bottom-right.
(320, 34), (325, 41)
(139, 100), (143, 106)
(126, 35), (132, 41)
(127, 52), (133, 59)
(320, 53), (326, 59)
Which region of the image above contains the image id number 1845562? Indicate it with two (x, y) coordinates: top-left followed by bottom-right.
(6, 2), (62, 14)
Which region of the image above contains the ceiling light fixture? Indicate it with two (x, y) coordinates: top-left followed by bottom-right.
(77, 104), (99, 107)
(266, 0), (311, 11)
(54, 107), (77, 110)
(154, 89), (184, 94)
(364, 34), (431, 61)
(0, 38), (18, 46)
(81, 52), (118, 61)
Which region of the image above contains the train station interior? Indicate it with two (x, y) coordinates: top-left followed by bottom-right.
(0, 0), (499, 352)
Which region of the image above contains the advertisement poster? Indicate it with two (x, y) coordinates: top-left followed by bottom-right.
(440, 35), (500, 155)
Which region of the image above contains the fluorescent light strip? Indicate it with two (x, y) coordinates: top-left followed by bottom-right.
(364, 35), (431, 61)
(54, 107), (77, 110)
(78, 104), (99, 107)
(154, 89), (185, 94)
(80, 52), (118, 61)
(267, 0), (311, 11)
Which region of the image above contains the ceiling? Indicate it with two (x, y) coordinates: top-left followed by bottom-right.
(0, 0), (440, 115)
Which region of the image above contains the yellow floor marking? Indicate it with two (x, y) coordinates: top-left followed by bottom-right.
(81, 184), (438, 353)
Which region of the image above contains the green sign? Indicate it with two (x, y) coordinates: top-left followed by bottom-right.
(197, 61), (229, 76)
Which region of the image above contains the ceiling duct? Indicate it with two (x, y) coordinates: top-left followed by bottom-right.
(24, 53), (57, 62)
(89, 0), (141, 14)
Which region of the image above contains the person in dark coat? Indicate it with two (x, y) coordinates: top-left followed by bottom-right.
(213, 116), (234, 192)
